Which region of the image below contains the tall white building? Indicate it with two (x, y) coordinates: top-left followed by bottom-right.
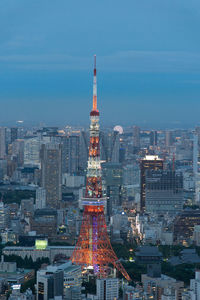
(24, 137), (40, 167)
(35, 187), (46, 209)
(190, 270), (200, 299)
(193, 134), (200, 204)
(0, 201), (9, 230)
(96, 278), (119, 300)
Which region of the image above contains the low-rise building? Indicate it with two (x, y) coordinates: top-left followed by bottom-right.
(142, 274), (184, 300)
(3, 245), (74, 262)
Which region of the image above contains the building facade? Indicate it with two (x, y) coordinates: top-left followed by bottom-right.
(41, 143), (62, 209)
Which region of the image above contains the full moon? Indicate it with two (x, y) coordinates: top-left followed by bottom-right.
(113, 125), (123, 134)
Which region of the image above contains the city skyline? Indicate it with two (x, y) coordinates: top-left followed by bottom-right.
(1, 0), (200, 126)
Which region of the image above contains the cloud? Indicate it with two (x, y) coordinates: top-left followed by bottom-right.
(1, 51), (200, 74)
(100, 51), (200, 73)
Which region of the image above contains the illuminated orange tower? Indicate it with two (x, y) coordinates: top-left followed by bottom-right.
(71, 56), (131, 281)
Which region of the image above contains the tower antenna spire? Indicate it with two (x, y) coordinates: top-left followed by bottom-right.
(93, 54), (97, 112)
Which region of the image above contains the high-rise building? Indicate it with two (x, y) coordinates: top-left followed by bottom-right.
(0, 128), (6, 159)
(190, 270), (200, 299)
(195, 126), (200, 146)
(140, 155), (163, 211)
(119, 147), (126, 163)
(149, 130), (158, 147)
(79, 130), (89, 172)
(145, 170), (183, 215)
(0, 159), (7, 181)
(193, 133), (200, 203)
(96, 278), (119, 300)
(10, 127), (18, 144)
(37, 266), (64, 300)
(24, 137), (40, 166)
(62, 261), (82, 300)
(102, 162), (123, 215)
(101, 130), (120, 163)
(193, 225), (200, 246)
(133, 126), (140, 150)
(12, 139), (24, 166)
(61, 135), (79, 175)
(123, 163), (140, 186)
(41, 143), (62, 209)
(165, 131), (173, 147)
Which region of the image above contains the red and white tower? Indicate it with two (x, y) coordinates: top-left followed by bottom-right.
(71, 56), (131, 281)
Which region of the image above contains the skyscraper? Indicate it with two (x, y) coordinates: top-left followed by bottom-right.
(12, 139), (24, 166)
(10, 127), (18, 144)
(0, 128), (6, 159)
(41, 143), (62, 209)
(79, 130), (89, 172)
(133, 126), (140, 150)
(193, 133), (200, 203)
(24, 137), (40, 166)
(149, 130), (158, 147)
(61, 135), (79, 175)
(140, 155), (163, 211)
(100, 130), (120, 163)
(165, 130), (173, 147)
(102, 162), (123, 215)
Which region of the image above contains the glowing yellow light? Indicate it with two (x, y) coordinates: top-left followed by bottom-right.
(35, 239), (48, 250)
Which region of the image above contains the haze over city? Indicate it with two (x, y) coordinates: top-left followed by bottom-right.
(1, 0), (200, 127)
(2, 1), (200, 300)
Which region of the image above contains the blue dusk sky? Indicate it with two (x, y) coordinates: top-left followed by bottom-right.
(0, 0), (200, 127)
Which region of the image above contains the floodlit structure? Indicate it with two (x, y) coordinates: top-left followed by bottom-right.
(71, 56), (130, 281)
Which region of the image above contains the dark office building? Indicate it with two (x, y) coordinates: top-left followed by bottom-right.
(10, 127), (18, 143)
(41, 143), (62, 209)
(145, 170), (183, 215)
(30, 208), (57, 237)
(173, 209), (200, 242)
(165, 130), (173, 147)
(100, 130), (120, 163)
(119, 147), (126, 164)
(140, 155), (163, 212)
(37, 267), (64, 300)
(133, 126), (140, 151)
(149, 130), (157, 147)
(61, 135), (80, 175)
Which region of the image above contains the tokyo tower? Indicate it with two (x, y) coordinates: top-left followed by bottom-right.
(71, 55), (131, 281)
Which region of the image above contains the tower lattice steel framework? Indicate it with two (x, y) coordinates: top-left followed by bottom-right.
(71, 56), (131, 281)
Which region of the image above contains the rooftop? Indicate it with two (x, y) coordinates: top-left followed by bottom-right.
(136, 246), (162, 257)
